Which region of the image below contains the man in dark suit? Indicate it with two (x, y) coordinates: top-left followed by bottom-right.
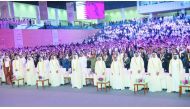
(162, 49), (172, 72)
(181, 50), (190, 73)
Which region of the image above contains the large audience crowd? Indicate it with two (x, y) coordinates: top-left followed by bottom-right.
(0, 15), (189, 93)
(82, 15), (190, 72)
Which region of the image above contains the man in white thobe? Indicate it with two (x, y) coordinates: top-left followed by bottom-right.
(94, 56), (106, 88)
(25, 56), (36, 85)
(119, 52), (127, 89)
(20, 54), (26, 77)
(43, 56), (50, 80)
(79, 52), (88, 86)
(111, 56), (125, 90)
(71, 54), (83, 89)
(118, 48), (125, 63)
(148, 53), (163, 92)
(20, 54), (26, 67)
(168, 54), (184, 92)
(49, 55), (61, 87)
(0, 54), (5, 82)
(37, 57), (45, 79)
(13, 55), (24, 85)
(129, 52), (145, 91)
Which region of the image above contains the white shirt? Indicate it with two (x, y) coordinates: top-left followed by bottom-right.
(5, 60), (10, 67)
(79, 56), (87, 68)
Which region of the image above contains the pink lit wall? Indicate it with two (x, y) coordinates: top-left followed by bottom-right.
(58, 29), (99, 44)
(0, 29), (15, 49)
(22, 30), (53, 47)
(0, 29), (99, 49)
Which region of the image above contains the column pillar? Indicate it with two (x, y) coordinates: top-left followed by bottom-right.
(38, 1), (48, 20)
(66, 2), (75, 26)
(8, 1), (15, 18)
(55, 8), (59, 25)
(0, 1), (10, 18)
(36, 6), (41, 24)
(120, 8), (126, 20)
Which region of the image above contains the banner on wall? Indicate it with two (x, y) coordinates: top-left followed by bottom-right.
(13, 30), (23, 48)
(52, 30), (59, 45)
(0, 1), (10, 18)
(0, 29), (99, 49)
(39, 1), (48, 20)
(76, 1), (105, 19)
(66, 2), (75, 23)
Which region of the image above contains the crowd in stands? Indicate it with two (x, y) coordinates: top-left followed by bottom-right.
(41, 21), (103, 29)
(0, 18), (34, 29)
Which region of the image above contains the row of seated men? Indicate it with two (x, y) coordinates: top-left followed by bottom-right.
(0, 52), (189, 94)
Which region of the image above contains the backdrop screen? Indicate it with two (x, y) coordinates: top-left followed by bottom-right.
(76, 1), (105, 19)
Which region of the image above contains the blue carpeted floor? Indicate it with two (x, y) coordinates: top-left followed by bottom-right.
(0, 84), (190, 107)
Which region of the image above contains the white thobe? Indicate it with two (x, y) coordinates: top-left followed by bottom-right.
(20, 57), (26, 76)
(43, 60), (50, 79)
(0, 57), (5, 82)
(25, 59), (36, 85)
(49, 59), (61, 87)
(13, 59), (24, 85)
(13, 60), (23, 79)
(71, 59), (83, 89)
(148, 57), (163, 92)
(79, 56), (87, 85)
(168, 59), (184, 92)
(119, 60), (127, 88)
(129, 56), (145, 91)
(111, 61), (125, 90)
(37, 61), (45, 78)
(94, 60), (106, 87)
(119, 53), (124, 63)
(20, 57), (26, 67)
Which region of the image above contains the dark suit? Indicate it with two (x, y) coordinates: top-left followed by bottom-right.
(162, 52), (172, 72)
(123, 57), (131, 69)
(104, 54), (112, 68)
(59, 58), (71, 71)
(181, 52), (190, 73)
(141, 52), (148, 72)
